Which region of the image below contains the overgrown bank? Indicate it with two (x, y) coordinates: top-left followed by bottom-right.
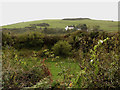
(2, 30), (120, 89)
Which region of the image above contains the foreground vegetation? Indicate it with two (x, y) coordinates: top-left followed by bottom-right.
(2, 23), (120, 89)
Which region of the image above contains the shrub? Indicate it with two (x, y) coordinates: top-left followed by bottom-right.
(43, 35), (63, 49)
(2, 47), (52, 89)
(52, 40), (72, 57)
(76, 37), (120, 88)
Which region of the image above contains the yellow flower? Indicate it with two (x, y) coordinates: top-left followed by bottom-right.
(55, 63), (58, 66)
(69, 83), (72, 87)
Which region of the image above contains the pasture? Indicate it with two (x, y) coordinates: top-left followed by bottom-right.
(2, 19), (118, 32)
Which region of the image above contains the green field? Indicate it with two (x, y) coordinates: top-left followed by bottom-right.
(2, 19), (118, 32)
(45, 58), (80, 80)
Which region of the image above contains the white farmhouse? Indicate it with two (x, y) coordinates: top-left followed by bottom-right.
(65, 26), (74, 30)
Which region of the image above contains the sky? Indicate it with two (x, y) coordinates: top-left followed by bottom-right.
(0, 0), (119, 26)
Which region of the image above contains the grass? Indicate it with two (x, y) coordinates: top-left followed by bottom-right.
(2, 30), (120, 88)
(15, 48), (80, 81)
(17, 54), (81, 81)
(45, 58), (80, 80)
(2, 19), (118, 32)
(13, 48), (81, 81)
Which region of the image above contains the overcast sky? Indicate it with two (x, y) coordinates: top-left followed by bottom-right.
(0, 0), (119, 26)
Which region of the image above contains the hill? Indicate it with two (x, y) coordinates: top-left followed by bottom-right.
(2, 19), (118, 32)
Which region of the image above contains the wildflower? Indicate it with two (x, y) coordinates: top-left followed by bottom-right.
(90, 59), (93, 63)
(99, 40), (103, 43)
(69, 83), (72, 87)
(55, 63), (58, 66)
(98, 40), (103, 44)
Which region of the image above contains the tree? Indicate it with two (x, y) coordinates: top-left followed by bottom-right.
(76, 24), (81, 28)
(52, 40), (72, 57)
(81, 24), (87, 31)
(76, 24), (88, 31)
(36, 23), (50, 28)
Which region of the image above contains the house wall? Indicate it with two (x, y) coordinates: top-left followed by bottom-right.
(65, 26), (74, 30)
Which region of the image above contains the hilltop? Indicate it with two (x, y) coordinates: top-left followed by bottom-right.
(2, 18), (118, 32)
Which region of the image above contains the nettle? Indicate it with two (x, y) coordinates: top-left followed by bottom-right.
(90, 37), (109, 75)
(2, 47), (52, 89)
(82, 37), (120, 88)
(69, 37), (119, 88)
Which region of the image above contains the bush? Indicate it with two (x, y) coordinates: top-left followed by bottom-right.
(76, 37), (120, 88)
(43, 35), (63, 49)
(52, 40), (72, 57)
(2, 47), (52, 89)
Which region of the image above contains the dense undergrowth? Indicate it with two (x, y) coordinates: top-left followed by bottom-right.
(2, 30), (120, 89)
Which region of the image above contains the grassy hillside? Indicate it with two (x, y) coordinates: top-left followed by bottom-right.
(2, 19), (118, 32)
